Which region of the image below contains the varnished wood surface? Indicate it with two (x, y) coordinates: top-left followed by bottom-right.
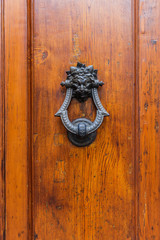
(0, 0), (160, 239)
(32, 0), (135, 239)
(138, 0), (160, 239)
(0, 1), (5, 238)
(4, 0), (29, 239)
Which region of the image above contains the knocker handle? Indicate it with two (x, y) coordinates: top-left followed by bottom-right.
(55, 62), (109, 147)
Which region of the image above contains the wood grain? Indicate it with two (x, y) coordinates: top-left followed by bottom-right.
(0, 0), (5, 238)
(4, 0), (29, 239)
(1, 0), (160, 239)
(32, 0), (135, 239)
(138, 0), (160, 239)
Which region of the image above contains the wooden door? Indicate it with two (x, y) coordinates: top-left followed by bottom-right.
(0, 0), (160, 239)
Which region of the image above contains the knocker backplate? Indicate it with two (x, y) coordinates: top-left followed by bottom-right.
(67, 118), (97, 147)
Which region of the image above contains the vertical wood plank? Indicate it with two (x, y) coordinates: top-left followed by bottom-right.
(5, 0), (29, 239)
(138, 0), (160, 239)
(0, 0), (5, 238)
(27, 1), (33, 239)
(32, 0), (135, 239)
(135, 0), (140, 239)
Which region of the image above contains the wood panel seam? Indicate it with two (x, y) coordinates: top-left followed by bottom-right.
(1, 0), (5, 238)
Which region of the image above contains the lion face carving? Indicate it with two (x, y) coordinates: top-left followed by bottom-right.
(61, 62), (104, 102)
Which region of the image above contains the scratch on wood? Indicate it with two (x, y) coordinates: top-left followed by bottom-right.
(143, 192), (147, 227)
(54, 133), (65, 146)
(34, 48), (49, 64)
(34, 233), (38, 240)
(154, 120), (159, 132)
(70, 34), (81, 63)
(33, 133), (38, 144)
(144, 102), (148, 111)
(54, 160), (66, 183)
(73, 34), (81, 57)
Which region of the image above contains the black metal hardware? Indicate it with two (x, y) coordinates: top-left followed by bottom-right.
(55, 62), (109, 147)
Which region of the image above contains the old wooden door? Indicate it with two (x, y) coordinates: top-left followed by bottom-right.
(0, 0), (160, 239)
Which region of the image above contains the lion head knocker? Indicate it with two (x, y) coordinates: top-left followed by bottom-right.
(61, 62), (104, 102)
(55, 62), (109, 147)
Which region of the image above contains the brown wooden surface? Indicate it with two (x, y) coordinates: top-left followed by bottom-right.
(32, 0), (135, 239)
(0, 0), (160, 239)
(138, 0), (160, 239)
(0, 0), (5, 238)
(4, 0), (29, 239)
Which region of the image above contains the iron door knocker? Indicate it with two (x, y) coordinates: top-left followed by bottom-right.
(55, 62), (109, 147)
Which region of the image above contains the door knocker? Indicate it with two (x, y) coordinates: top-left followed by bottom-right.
(55, 62), (109, 147)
